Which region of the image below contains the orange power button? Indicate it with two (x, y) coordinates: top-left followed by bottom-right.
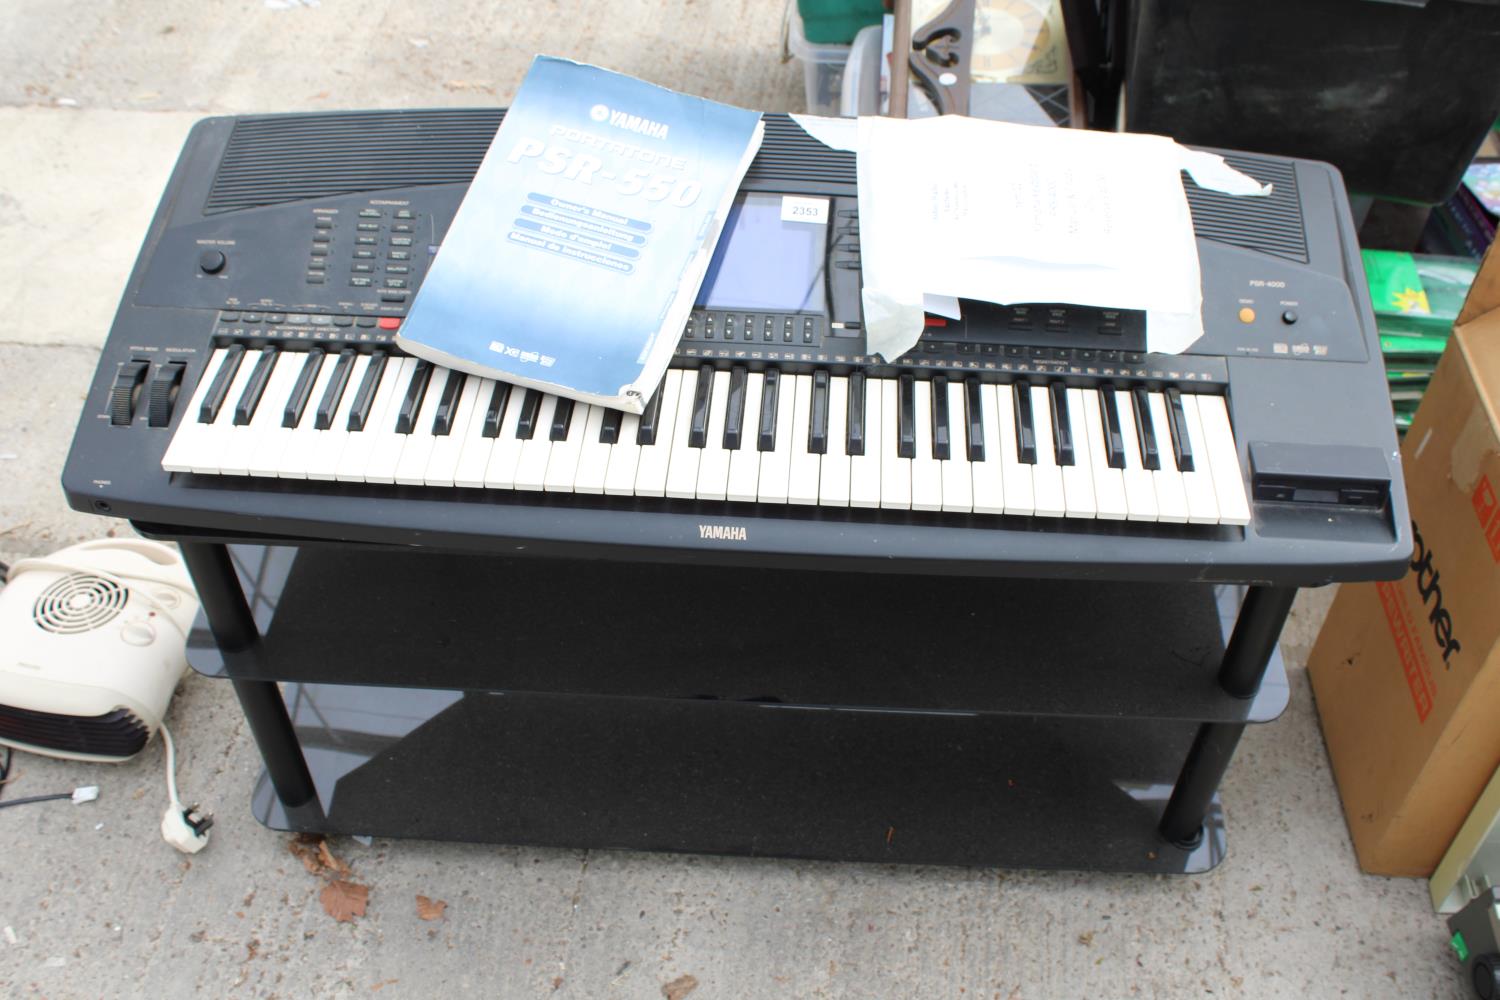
(1238, 307), (1256, 323)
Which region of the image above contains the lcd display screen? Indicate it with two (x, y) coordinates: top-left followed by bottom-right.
(695, 193), (827, 313)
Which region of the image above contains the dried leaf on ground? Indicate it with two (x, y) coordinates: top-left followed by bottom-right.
(662, 974), (699, 1000)
(415, 895), (447, 921)
(320, 880), (369, 923)
(318, 840), (352, 877)
(288, 834), (352, 879)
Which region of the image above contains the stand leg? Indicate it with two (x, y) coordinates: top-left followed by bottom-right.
(179, 542), (320, 812)
(1158, 584), (1298, 847)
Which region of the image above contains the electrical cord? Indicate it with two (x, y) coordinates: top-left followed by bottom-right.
(158, 723), (212, 853)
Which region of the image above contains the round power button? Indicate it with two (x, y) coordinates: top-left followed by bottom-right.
(1237, 307), (1256, 324)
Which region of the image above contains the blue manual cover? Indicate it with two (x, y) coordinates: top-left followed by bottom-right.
(396, 56), (764, 412)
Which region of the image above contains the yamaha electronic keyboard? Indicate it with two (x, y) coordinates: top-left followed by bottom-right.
(64, 110), (1409, 585)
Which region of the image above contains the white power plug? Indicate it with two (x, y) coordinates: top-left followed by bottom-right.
(158, 724), (211, 854)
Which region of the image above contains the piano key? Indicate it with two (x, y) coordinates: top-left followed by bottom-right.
(1061, 387), (1096, 517)
(513, 393), (558, 491)
(232, 347), (279, 426)
(197, 343), (244, 423)
(282, 348), (325, 428)
(993, 384), (1033, 515)
(809, 370), (831, 456)
(1165, 387), (1194, 473)
(1113, 388), (1159, 521)
(424, 372), (482, 486)
(846, 370), (867, 456)
(757, 369), (797, 504)
(162, 348), (230, 473)
(819, 374), (850, 506)
(482, 383), (531, 490)
(395, 368), (452, 485)
(848, 377), (882, 508)
(216, 350), (281, 475)
(245, 352), (310, 477)
(1012, 381), (1037, 464)
(940, 378), (972, 513)
(1098, 386), (1126, 470)
(572, 404), (611, 494)
(911, 379), (942, 511)
(1081, 387), (1128, 520)
(1028, 385), (1066, 516)
(313, 349), (356, 430)
(634, 369), (684, 496)
(1145, 391), (1190, 523)
(972, 383), (1007, 514)
(1131, 386), (1161, 471)
(964, 378), (985, 461)
(361, 356), (418, 483)
(1195, 394), (1251, 526)
(665, 372), (704, 499)
(879, 378), (911, 509)
(1177, 394), (1223, 524)
(695, 371), (733, 500)
(598, 407), (625, 445)
(896, 373), (917, 460)
(395, 360), (436, 435)
(481, 380), (512, 439)
(603, 412), (643, 495)
(757, 368), (780, 452)
(307, 353), (370, 481)
(544, 402), (591, 491)
(931, 375), (951, 461)
(636, 378), (667, 446)
(726, 372), (764, 502)
(346, 351), (389, 432)
(453, 378), (499, 488)
(1048, 382), (1073, 466)
(787, 374), (820, 505)
(277, 354), (342, 479)
(723, 366), (748, 450)
(687, 364), (714, 448)
(550, 397), (575, 442)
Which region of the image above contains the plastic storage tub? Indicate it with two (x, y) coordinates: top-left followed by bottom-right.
(786, 3), (851, 116)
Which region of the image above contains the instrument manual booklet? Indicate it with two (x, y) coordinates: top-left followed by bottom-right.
(396, 56), (765, 414)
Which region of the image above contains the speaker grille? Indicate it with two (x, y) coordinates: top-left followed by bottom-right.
(33, 574), (127, 634)
(0, 705), (150, 759)
(1184, 154), (1307, 263)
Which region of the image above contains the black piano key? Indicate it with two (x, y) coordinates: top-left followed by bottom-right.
(636, 380), (666, 445)
(394, 360), (434, 434)
(846, 371), (866, 456)
(199, 343), (245, 423)
(282, 348), (325, 428)
(809, 370), (830, 455)
(1098, 385), (1126, 469)
(688, 364), (714, 448)
(1165, 387), (1194, 472)
(347, 351), (388, 432)
(1048, 382), (1073, 465)
(550, 397), (575, 441)
(599, 407), (624, 444)
(964, 378), (985, 461)
(481, 380), (512, 438)
(314, 349), (355, 430)
(757, 369), (780, 452)
(897, 373), (916, 459)
(514, 389), (544, 440)
(431, 371), (466, 436)
(1131, 387), (1160, 470)
(723, 366), (748, 450)
(930, 375), (951, 461)
(232, 347), (279, 426)
(1013, 382), (1037, 464)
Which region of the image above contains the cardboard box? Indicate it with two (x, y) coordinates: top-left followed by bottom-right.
(1310, 242), (1500, 877)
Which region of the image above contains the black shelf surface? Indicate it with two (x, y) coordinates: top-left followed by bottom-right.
(251, 681), (1227, 873)
(189, 545), (1288, 724)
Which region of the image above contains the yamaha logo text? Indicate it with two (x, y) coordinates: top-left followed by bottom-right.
(698, 524), (747, 542)
(589, 103), (670, 140)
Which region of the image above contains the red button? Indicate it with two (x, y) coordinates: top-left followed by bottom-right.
(924, 316), (947, 327)
(378, 317), (401, 330)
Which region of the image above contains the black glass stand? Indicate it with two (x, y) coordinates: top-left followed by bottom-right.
(176, 540), (1293, 873)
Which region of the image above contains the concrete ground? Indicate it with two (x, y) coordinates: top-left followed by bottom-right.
(0, 2), (1463, 998)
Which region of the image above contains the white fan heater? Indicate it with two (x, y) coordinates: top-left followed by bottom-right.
(0, 539), (199, 762)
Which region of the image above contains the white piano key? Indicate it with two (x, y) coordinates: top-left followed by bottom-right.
(361, 356), (418, 484)
(1177, 394), (1220, 524)
(940, 379), (973, 513)
(665, 374), (703, 500)
(544, 402), (591, 492)
(726, 373), (764, 503)
(216, 350), (280, 477)
(787, 375), (821, 506)
(482, 387), (531, 490)
(1195, 394), (1250, 526)
(972, 383), (1007, 515)
(1145, 391), (1190, 523)
(247, 352), (312, 477)
(635, 370), (683, 497)
(992, 384), (1033, 516)
(695, 371), (733, 501)
(878, 378), (911, 510)
(1028, 385), (1065, 517)
(424, 372), (483, 487)
(513, 393), (558, 492)
(309, 353), (370, 482)
(394, 368), (452, 485)
(161, 348), (229, 474)
(911, 379), (942, 512)
(819, 375), (851, 507)
(757, 373), (796, 504)
(848, 377), (881, 509)
(1061, 387), (1097, 518)
(454, 380), (502, 488)
(604, 412), (643, 495)
(572, 405), (611, 495)
(1113, 387), (1159, 521)
(277, 352), (341, 480)
(1081, 388), (1128, 520)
